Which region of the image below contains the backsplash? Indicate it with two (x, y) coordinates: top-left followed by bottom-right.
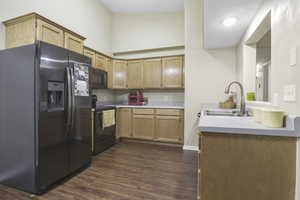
(92, 89), (115, 104)
(92, 89), (184, 105)
(114, 89), (184, 104)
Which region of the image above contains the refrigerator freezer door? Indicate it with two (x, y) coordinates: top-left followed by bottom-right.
(37, 42), (70, 190)
(0, 44), (37, 193)
(69, 52), (92, 173)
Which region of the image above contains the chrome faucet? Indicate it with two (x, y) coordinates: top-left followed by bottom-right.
(225, 81), (246, 116)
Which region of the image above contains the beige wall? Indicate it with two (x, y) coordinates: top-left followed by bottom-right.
(237, 0), (300, 115)
(0, 0), (112, 55)
(112, 12), (184, 53)
(184, 0), (237, 147)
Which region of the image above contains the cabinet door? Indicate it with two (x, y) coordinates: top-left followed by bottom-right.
(83, 48), (96, 67)
(113, 60), (127, 89)
(5, 16), (36, 49)
(64, 32), (84, 54)
(155, 115), (183, 143)
(143, 58), (162, 89)
(107, 58), (113, 89)
(162, 56), (183, 88)
(37, 19), (64, 47)
(116, 108), (132, 138)
(132, 115), (155, 140)
(127, 60), (143, 89)
(95, 53), (107, 71)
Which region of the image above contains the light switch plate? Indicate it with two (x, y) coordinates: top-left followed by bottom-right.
(284, 85), (297, 102)
(290, 47), (297, 66)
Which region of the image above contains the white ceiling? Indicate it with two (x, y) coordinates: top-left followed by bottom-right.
(100, 0), (184, 14)
(204, 0), (266, 49)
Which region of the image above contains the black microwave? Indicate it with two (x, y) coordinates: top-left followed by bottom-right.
(90, 68), (107, 89)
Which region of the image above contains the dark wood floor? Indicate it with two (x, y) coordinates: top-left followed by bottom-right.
(0, 141), (197, 200)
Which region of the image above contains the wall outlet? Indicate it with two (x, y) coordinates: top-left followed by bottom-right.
(284, 85), (297, 102)
(290, 47), (297, 66)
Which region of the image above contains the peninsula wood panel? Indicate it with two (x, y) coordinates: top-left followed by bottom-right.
(112, 60), (127, 89)
(116, 108), (132, 138)
(143, 58), (162, 89)
(127, 60), (143, 89)
(155, 115), (183, 144)
(200, 133), (297, 200)
(83, 48), (96, 67)
(37, 19), (64, 47)
(64, 32), (84, 54)
(5, 16), (36, 49)
(162, 56), (183, 88)
(132, 114), (155, 140)
(95, 54), (107, 71)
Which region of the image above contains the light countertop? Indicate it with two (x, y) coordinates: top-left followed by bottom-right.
(109, 104), (184, 109)
(198, 104), (300, 138)
(92, 102), (184, 111)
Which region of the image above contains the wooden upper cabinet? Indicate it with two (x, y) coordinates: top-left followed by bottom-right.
(37, 19), (64, 47)
(4, 15), (36, 49)
(143, 58), (162, 89)
(83, 48), (96, 67)
(107, 58), (113, 89)
(95, 54), (107, 71)
(64, 32), (84, 54)
(113, 60), (127, 89)
(162, 56), (183, 88)
(4, 13), (86, 51)
(127, 60), (143, 89)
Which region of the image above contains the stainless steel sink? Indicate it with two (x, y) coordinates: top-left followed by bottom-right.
(205, 110), (250, 117)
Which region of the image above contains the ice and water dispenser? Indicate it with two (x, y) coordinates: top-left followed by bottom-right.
(47, 81), (64, 111)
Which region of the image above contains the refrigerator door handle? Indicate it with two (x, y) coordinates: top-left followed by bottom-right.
(66, 67), (72, 128)
(70, 67), (75, 129)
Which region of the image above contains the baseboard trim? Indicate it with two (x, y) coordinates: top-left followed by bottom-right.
(183, 145), (199, 151)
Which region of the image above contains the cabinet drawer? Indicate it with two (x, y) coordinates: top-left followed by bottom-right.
(155, 109), (183, 116)
(133, 109), (154, 115)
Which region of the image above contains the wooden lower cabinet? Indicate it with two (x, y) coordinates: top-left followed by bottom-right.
(155, 115), (183, 143)
(198, 133), (297, 200)
(132, 114), (155, 140)
(117, 108), (184, 144)
(116, 108), (132, 138)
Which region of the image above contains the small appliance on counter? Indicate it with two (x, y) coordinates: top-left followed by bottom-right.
(128, 90), (148, 105)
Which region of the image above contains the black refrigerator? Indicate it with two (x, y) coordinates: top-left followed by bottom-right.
(0, 41), (92, 194)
